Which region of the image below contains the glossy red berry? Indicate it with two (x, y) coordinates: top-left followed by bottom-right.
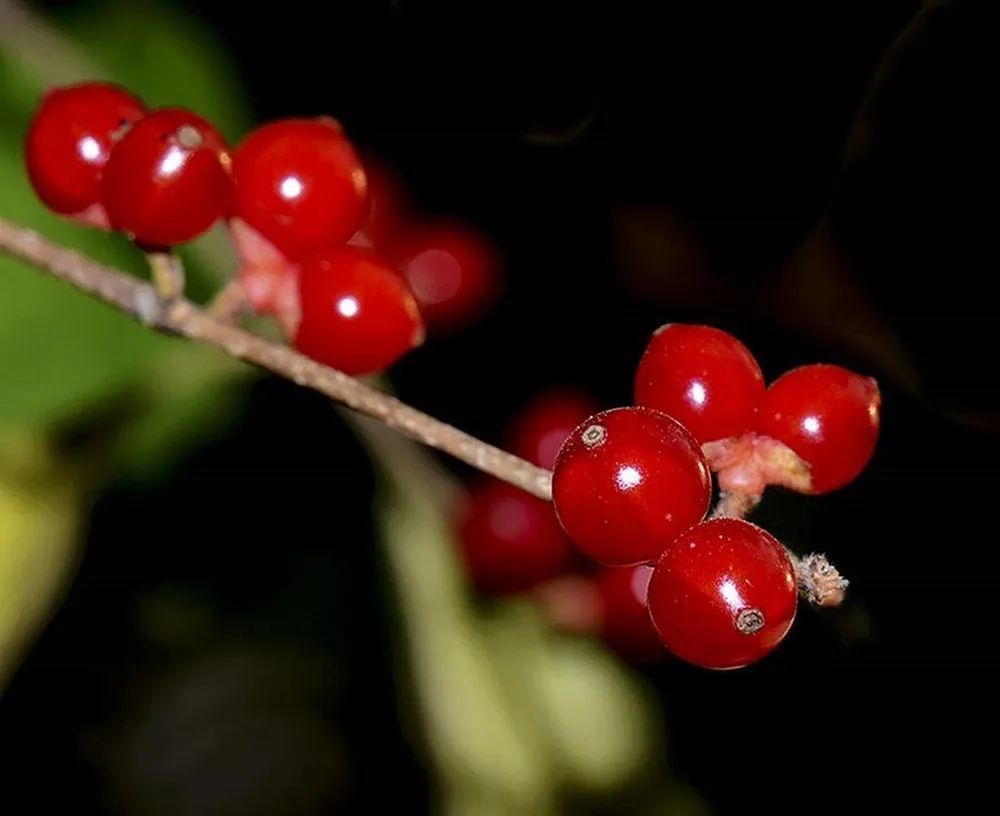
(647, 518), (797, 669)
(456, 479), (575, 595)
(758, 364), (881, 494)
(233, 118), (367, 260)
(634, 324), (765, 443)
(25, 82), (146, 224)
(552, 407), (711, 566)
(352, 157), (412, 252)
(506, 388), (601, 471)
(101, 108), (233, 247)
(594, 565), (668, 663)
(391, 221), (502, 333)
(294, 246), (424, 376)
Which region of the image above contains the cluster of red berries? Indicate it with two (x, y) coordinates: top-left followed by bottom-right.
(456, 389), (666, 664)
(24, 82), (502, 375)
(25, 83), (882, 672)
(460, 327), (881, 670)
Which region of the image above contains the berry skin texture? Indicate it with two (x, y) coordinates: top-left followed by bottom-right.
(294, 246), (424, 376)
(634, 324), (765, 444)
(457, 479), (575, 595)
(758, 363), (881, 494)
(391, 221), (502, 333)
(552, 407), (711, 566)
(506, 388), (601, 471)
(233, 118), (368, 260)
(25, 82), (146, 223)
(101, 108), (233, 247)
(647, 518), (797, 670)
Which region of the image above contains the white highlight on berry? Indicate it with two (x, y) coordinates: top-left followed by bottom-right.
(616, 465), (642, 490)
(157, 145), (185, 178)
(336, 295), (360, 318)
(719, 578), (745, 612)
(78, 136), (101, 163)
(803, 415), (821, 434)
(279, 175), (304, 200)
(688, 381), (707, 406)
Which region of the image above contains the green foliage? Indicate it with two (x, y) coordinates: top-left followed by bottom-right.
(0, 0), (251, 432)
(0, 0), (251, 692)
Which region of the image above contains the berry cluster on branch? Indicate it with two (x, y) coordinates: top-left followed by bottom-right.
(4, 81), (882, 671)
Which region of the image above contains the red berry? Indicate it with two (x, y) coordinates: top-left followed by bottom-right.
(647, 518), (797, 669)
(294, 246), (424, 376)
(25, 82), (145, 224)
(391, 221), (502, 333)
(634, 324), (765, 443)
(506, 388), (601, 471)
(352, 157), (412, 251)
(456, 479), (575, 595)
(594, 565), (668, 663)
(552, 407), (711, 566)
(101, 108), (233, 247)
(233, 118), (367, 260)
(758, 364), (881, 494)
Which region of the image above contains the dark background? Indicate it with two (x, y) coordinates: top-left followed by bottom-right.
(2, 0), (997, 812)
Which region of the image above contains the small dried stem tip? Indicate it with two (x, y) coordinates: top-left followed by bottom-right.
(736, 608), (766, 634)
(795, 553), (849, 608)
(581, 424), (607, 448)
(147, 252), (185, 300)
(207, 278), (250, 324)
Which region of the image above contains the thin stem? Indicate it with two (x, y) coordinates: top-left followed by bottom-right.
(0, 215), (848, 607)
(0, 216), (553, 501)
(148, 252), (185, 300)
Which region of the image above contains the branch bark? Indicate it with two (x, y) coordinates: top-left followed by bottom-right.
(0, 215), (848, 606)
(0, 216), (553, 501)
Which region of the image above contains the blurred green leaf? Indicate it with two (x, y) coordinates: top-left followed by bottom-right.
(0, 0), (251, 430)
(0, 144), (167, 427)
(112, 346), (250, 482)
(0, 432), (84, 688)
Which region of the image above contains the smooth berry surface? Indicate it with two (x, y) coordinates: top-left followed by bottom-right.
(634, 323), (765, 443)
(456, 479), (575, 595)
(506, 388), (600, 471)
(101, 108), (233, 247)
(391, 221), (502, 332)
(758, 363), (881, 493)
(594, 565), (668, 663)
(25, 82), (145, 219)
(647, 518), (797, 669)
(552, 407), (711, 566)
(294, 246), (424, 376)
(233, 118), (367, 260)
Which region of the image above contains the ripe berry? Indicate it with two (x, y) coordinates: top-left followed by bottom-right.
(456, 479), (575, 595)
(25, 82), (146, 225)
(294, 246), (424, 376)
(391, 221), (502, 333)
(233, 118), (367, 260)
(634, 324), (765, 443)
(506, 388), (601, 471)
(101, 108), (233, 247)
(552, 407), (711, 566)
(758, 364), (881, 494)
(593, 565), (668, 663)
(647, 518), (797, 669)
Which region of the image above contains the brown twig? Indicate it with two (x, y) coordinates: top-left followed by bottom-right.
(0, 215), (848, 607)
(0, 216), (553, 500)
